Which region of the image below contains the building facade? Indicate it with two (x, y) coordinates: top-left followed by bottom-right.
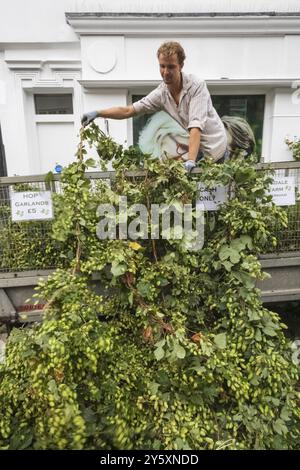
(0, 0), (300, 175)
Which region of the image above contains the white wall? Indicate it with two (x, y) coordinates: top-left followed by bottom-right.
(1, 0), (300, 43)
(123, 36), (293, 81)
(269, 89), (300, 161)
(0, 51), (31, 175)
(0, 43), (82, 175)
(69, 0), (300, 13)
(36, 122), (77, 173)
(83, 89), (129, 148)
(0, 0), (77, 43)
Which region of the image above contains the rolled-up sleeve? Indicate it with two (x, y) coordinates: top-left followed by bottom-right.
(132, 88), (163, 116)
(188, 81), (210, 131)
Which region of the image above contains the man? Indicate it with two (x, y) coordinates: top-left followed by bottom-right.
(81, 41), (228, 171)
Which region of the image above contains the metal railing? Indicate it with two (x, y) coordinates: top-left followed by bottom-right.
(0, 163), (300, 274)
(256, 162), (300, 253)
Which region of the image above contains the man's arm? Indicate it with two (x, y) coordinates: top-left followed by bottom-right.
(182, 127), (201, 173)
(187, 127), (201, 162)
(97, 105), (136, 120)
(82, 86), (162, 127)
(185, 80), (209, 167)
(81, 105), (136, 127)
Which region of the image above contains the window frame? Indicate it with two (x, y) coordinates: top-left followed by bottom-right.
(24, 88), (75, 173)
(34, 93), (74, 116)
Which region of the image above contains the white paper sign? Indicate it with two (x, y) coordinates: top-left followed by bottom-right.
(10, 191), (53, 221)
(196, 184), (228, 211)
(268, 177), (295, 206)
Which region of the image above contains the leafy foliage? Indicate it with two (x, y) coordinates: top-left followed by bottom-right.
(0, 184), (64, 272)
(0, 124), (299, 450)
(285, 137), (300, 162)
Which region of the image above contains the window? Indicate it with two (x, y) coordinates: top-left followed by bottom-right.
(132, 93), (265, 158)
(34, 94), (73, 115)
(31, 93), (76, 173)
(132, 95), (154, 147)
(212, 95), (265, 157)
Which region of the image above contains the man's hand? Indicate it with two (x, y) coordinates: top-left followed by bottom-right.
(181, 152), (190, 161)
(184, 159), (196, 173)
(81, 111), (99, 127)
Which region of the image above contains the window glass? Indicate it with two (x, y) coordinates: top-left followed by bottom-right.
(132, 95), (153, 147)
(212, 95), (265, 157)
(34, 94), (73, 115)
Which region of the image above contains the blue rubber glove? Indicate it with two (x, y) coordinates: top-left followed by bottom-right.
(81, 110), (99, 127)
(184, 159), (196, 173)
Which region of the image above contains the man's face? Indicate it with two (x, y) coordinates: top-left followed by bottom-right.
(158, 53), (182, 86)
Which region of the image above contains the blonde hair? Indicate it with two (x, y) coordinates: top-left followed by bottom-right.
(157, 41), (186, 66)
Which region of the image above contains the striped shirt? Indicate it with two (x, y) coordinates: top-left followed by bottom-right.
(133, 72), (228, 161)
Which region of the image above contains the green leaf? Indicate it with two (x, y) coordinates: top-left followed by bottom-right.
(270, 398), (280, 406)
(18, 433), (33, 450)
(235, 167), (256, 183)
(240, 235), (253, 249)
(273, 419), (288, 435)
(200, 341), (213, 356)
(136, 281), (149, 296)
(10, 431), (33, 450)
(219, 246), (240, 264)
(148, 381), (160, 394)
(65, 404), (75, 421)
(21, 350), (35, 359)
(214, 333), (227, 349)
(272, 435), (287, 450)
(157, 276), (169, 287)
(174, 344), (186, 359)
(154, 347), (165, 361)
(280, 407), (291, 422)
(249, 210), (257, 219)
(47, 379), (59, 399)
(85, 158), (96, 167)
(228, 249), (241, 264)
(231, 239), (245, 251)
(250, 376), (259, 386)
(219, 245), (231, 261)
(255, 329), (262, 341)
(175, 437), (191, 450)
(155, 339), (166, 349)
(222, 261), (233, 272)
(263, 326), (277, 337)
(233, 271), (255, 288)
(111, 262), (127, 277)
(248, 310), (261, 321)
(128, 291), (134, 306)
(233, 413), (242, 422)
(82, 407), (97, 424)
(44, 171), (54, 184)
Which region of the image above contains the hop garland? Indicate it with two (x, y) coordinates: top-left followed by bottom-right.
(0, 125), (299, 450)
